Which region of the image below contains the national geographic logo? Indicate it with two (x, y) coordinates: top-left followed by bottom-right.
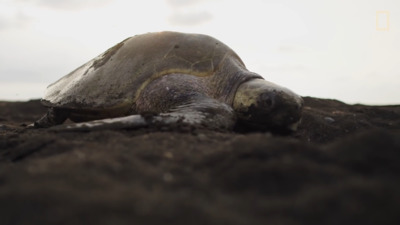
(376, 11), (390, 31)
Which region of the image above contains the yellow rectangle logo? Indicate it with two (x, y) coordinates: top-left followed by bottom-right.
(376, 11), (390, 31)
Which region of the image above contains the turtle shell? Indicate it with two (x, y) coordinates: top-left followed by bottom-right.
(42, 31), (261, 114)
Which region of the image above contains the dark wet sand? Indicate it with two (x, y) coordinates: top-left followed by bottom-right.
(1, 97), (399, 225)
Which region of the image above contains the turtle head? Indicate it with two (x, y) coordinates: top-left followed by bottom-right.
(233, 78), (303, 132)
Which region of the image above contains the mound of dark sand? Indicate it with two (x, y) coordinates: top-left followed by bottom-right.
(0, 97), (399, 225)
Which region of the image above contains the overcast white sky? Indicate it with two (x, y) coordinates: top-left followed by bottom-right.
(0, 0), (399, 104)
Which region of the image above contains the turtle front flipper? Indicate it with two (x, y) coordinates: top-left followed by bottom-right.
(49, 98), (236, 131)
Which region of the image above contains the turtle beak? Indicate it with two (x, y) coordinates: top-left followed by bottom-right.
(287, 118), (302, 132)
(288, 97), (304, 131)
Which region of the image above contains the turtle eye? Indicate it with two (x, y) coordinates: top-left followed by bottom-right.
(258, 91), (276, 109)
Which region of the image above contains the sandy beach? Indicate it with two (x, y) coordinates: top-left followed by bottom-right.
(0, 97), (399, 224)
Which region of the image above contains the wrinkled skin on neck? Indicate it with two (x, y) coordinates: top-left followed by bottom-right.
(233, 78), (303, 132)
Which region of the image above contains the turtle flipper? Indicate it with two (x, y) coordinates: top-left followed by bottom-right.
(50, 98), (236, 131)
(49, 114), (147, 131)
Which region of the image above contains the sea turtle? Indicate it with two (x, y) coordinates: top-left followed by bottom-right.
(33, 31), (303, 132)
